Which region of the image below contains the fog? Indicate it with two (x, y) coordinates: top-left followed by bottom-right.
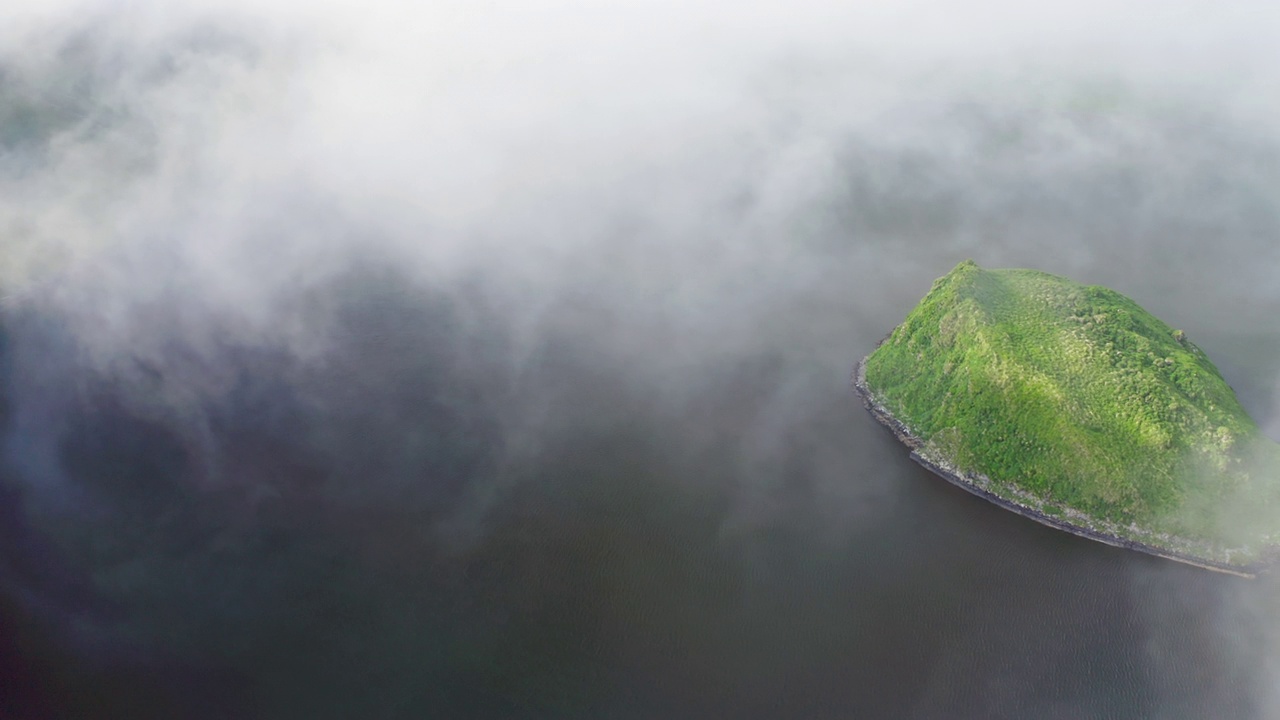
(3, 1), (1280, 717)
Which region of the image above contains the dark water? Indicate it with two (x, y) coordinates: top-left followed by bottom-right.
(7, 26), (1280, 715)
(2, 258), (1279, 720)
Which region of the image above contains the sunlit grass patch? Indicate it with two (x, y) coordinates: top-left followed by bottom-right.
(864, 261), (1280, 562)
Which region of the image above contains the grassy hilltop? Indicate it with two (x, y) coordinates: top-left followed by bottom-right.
(864, 261), (1280, 563)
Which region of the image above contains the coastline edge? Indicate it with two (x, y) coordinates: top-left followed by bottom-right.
(852, 350), (1265, 579)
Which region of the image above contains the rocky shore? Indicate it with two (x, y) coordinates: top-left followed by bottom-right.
(852, 354), (1269, 579)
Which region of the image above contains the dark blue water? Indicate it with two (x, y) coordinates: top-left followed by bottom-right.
(2, 262), (1278, 720)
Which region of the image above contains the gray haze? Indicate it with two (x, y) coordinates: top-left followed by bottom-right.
(3, 1), (1280, 718)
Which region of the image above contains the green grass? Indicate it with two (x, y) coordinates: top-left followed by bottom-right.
(864, 260), (1280, 562)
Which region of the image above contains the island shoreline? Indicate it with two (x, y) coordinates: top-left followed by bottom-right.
(852, 351), (1266, 579)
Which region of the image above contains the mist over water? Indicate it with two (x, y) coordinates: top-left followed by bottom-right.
(4, 1), (1280, 718)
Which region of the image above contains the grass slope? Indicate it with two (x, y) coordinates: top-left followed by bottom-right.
(864, 260), (1280, 563)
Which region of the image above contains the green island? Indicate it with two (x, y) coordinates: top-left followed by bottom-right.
(855, 260), (1280, 576)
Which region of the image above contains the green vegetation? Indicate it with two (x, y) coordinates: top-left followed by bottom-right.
(864, 260), (1280, 564)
